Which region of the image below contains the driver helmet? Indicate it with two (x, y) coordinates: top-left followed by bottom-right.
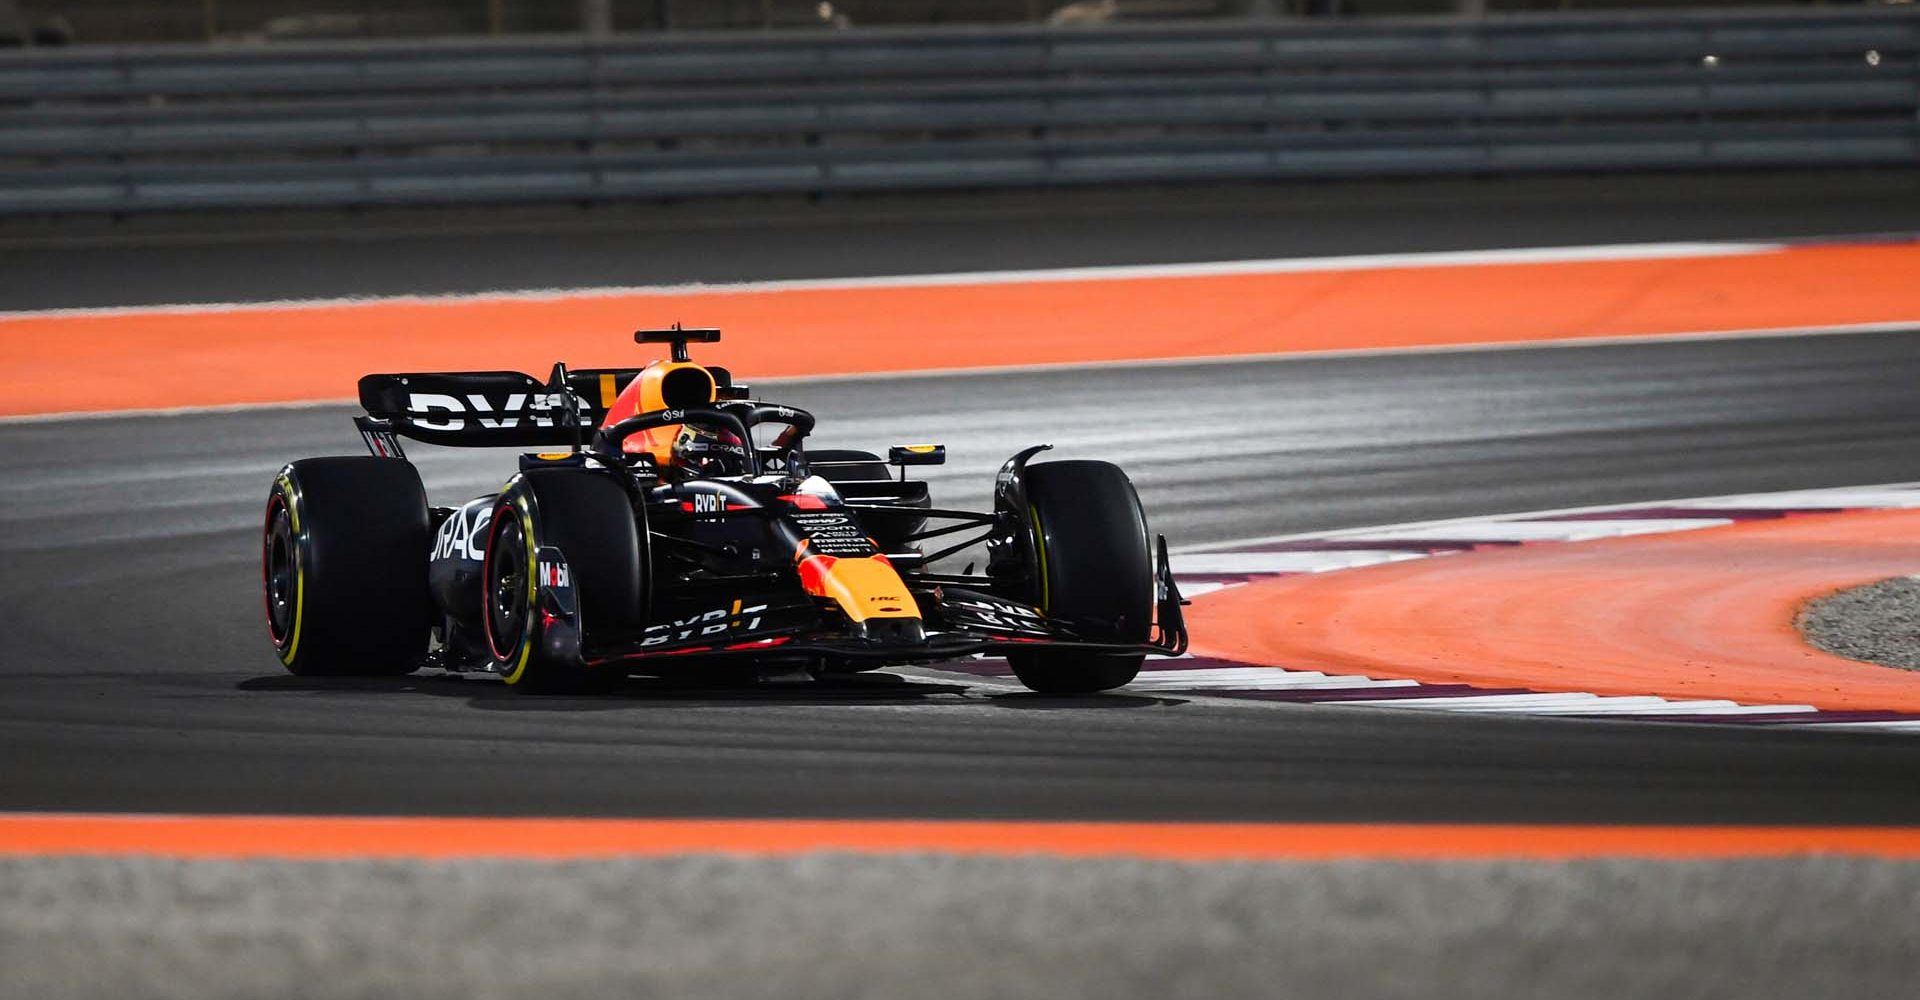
(671, 422), (749, 477)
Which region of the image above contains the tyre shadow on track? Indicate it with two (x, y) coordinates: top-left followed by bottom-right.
(233, 671), (1180, 712)
(985, 692), (1175, 710)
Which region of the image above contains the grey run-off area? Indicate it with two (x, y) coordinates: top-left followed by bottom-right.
(6, 854), (1918, 1000)
(1800, 576), (1920, 672)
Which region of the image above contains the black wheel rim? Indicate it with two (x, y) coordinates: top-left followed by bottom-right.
(487, 515), (527, 656)
(264, 501), (295, 645)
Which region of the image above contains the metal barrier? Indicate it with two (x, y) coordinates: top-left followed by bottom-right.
(1, 7), (1914, 214)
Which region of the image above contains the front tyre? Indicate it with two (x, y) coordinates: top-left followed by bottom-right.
(263, 457), (431, 676)
(1005, 460), (1153, 694)
(484, 469), (645, 694)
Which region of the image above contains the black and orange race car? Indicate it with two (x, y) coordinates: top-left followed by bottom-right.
(261, 327), (1186, 694)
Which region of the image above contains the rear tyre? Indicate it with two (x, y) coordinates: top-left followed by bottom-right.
(263, 457), (431, 676)
(1005, 460), (1152, 694)
(484, 469), (645, 694)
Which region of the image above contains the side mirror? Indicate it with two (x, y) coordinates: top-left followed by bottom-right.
(889, 444), (946, 467)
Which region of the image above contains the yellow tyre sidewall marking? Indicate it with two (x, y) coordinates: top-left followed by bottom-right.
(1030, 503), (1050, 613)
(499, 494), (540, 685)
(275, 473), (306, 667)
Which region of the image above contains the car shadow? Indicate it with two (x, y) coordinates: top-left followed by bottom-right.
(236, 669), (1177, 712)
(236, 669), (974, 712)
(908, 665), (1187, 709)
(986, 691), (1182, 710)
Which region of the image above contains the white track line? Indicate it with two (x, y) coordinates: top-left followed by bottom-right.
(1694, 489), (1920, 509)
(1587, 702), (1822, 717)
(1342, 518), (1733, 543)
(1337, 694), (1606, 710)
(1175, 481), (1920, 553)
(1123, 668), (1417, 692)
(1169, 551), (1429, 576)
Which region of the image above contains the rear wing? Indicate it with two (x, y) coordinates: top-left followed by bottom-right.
(357, 365), (743, 448)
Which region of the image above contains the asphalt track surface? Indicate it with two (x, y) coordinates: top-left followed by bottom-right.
(7, 172), (1920, 828)
(8, 330), (1920, 823)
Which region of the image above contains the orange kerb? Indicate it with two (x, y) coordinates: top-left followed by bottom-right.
(1189, 508), (1920, 712)
(5, 815), (1920, 860)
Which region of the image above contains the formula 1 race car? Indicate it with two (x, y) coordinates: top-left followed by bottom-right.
(261, 327), (1186, 694)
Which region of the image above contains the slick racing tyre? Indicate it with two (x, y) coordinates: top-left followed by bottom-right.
(1005, 460), (1153, 695)
(484, 469), (645, 694)
(263, 457), (432, 676)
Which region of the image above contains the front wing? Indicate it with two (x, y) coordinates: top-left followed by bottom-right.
(574, 541), (1188, 671)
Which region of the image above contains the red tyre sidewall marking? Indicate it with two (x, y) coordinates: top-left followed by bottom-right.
(262, 491), (289, 648)
(480, 495), (522, 665)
